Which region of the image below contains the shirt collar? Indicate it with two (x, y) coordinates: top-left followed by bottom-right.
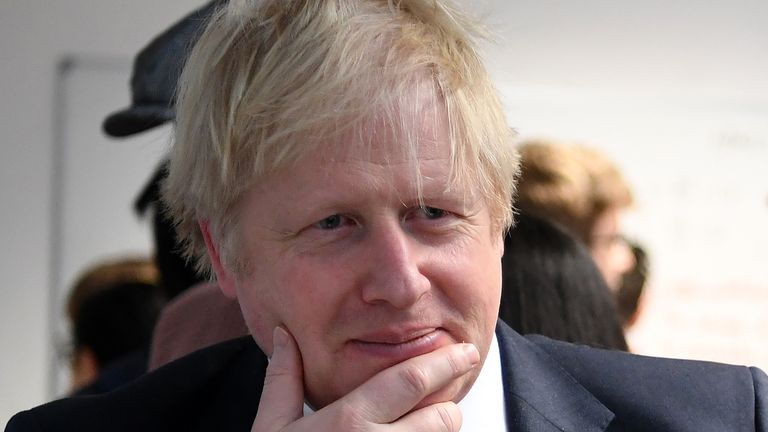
(458, 333), (507, 431)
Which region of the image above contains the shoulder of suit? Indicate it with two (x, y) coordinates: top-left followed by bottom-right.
(525, 333), (764, 430)
(6, 336), (266, 432)
(525, 332), (752, 381)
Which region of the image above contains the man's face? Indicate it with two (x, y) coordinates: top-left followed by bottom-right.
(213, 105), (504, 409)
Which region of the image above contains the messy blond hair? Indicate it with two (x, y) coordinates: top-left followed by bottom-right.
(163, 0), (519, 274)
(516, 139), (633, 243)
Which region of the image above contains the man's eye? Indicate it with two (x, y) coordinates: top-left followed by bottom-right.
(420, 206), (446, 219)
(315, 214), (344, 230)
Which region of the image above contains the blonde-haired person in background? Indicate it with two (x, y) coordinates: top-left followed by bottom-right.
(516, 139), (636, 291)
(8, 1), (766, 431)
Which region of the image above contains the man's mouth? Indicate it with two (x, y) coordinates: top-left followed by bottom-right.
(348, 328), (451, 363)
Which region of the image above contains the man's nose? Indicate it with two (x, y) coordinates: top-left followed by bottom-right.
(360, 221), (431, 309)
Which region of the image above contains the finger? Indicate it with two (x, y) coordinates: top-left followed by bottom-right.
(345, 343), (479, 424)
(251, 327), (305, 432)
(392, 401), (462, 432)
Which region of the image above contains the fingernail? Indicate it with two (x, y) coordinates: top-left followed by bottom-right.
(462, 343), (480, 365)
(273, 327), (288, 352)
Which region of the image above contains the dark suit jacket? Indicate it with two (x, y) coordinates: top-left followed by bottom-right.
(70, 351), (149, 397)
(7, 321), (767, 431)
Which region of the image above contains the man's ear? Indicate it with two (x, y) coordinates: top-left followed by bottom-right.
(199, 220), (238, 299)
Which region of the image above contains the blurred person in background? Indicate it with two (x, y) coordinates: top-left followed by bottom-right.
(102, 1), (224, 300)
(65, 257), (166, 395)
(500, 214), (628, 351)
(101, 0), (248, 368)
(516, 139), (637, 292)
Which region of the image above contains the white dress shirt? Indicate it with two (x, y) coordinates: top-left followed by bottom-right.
(458, 334), (507, 431)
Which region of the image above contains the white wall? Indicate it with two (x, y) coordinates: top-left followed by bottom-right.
(1, 0), (766, 425)
(474, 0), (768, 365)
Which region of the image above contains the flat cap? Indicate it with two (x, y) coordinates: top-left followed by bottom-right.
(103, 1), (221, 137)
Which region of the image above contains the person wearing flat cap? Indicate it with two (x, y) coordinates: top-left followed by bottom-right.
(7, 1), (767, 431)
(103, 0), (249, 369)
(105, 1), (221, 301)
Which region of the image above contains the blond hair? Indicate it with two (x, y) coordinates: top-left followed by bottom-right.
(163, 0), (519, 274)
(515, 139), (633, 243)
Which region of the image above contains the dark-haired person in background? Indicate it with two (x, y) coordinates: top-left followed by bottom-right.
(101, 0), (249, 367)
(65, 258), (166, 395)
(500, 214), (628, 351)
(102, 1), (225, 300)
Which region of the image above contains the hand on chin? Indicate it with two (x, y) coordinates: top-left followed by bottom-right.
(251, 327), (479, 432)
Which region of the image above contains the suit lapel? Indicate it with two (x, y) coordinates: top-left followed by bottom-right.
(496, 322), (614, 432)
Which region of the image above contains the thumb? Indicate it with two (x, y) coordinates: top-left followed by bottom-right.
(251, 327), (305, 432)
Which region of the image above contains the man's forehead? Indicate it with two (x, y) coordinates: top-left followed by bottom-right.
(318, 101), (451, 163)
(250, 138), (469, 205)
(246, 87), (467, 199)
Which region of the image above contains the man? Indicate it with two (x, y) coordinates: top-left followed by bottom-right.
(99, 0), (249, 369)
(103, 0), (221, 300)
(7, 1), (766, 431)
